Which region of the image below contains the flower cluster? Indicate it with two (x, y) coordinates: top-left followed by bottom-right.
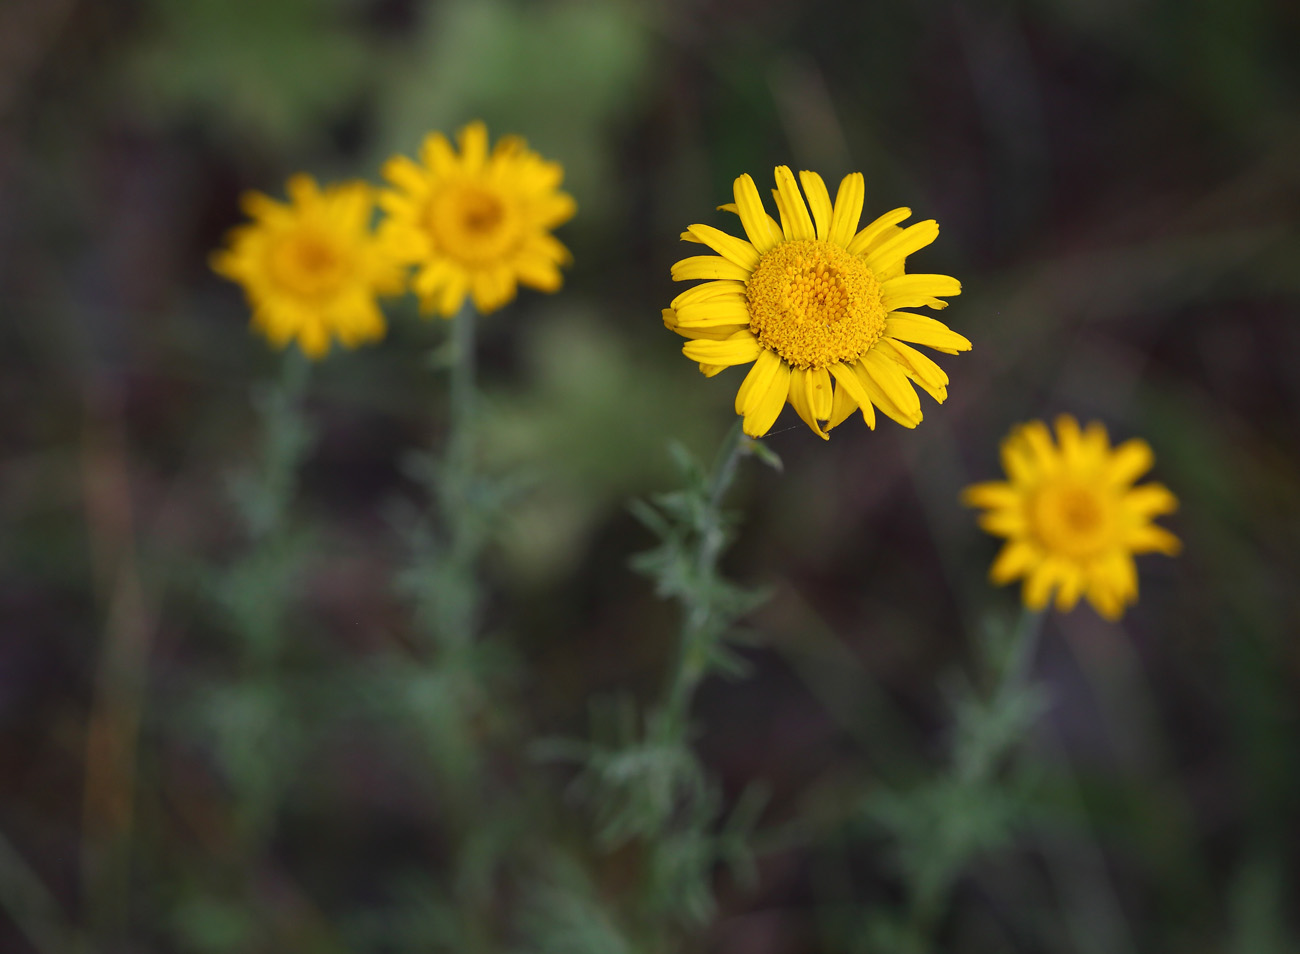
(214, 136), (1180, 620)
(213, 122), (575, 358)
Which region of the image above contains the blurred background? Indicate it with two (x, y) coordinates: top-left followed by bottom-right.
(2, 0), (1299, 951)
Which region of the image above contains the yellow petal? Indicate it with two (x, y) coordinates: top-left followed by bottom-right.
(884, 314), (972, 354)
(419, 132), (458, 176)
(733, 174), (780, 253)
(989, 540), (1038, 584)
(787, 367), (829, 439)
(961, 481), (1019, 509)
(879, 339), (949, 394)
(799, 170), (833, 240)
(828, 173), (865, 248)
(735, 349), (783, 415)
(670, 279), (747, 310)
(774, 166), (815, 241)
(879, 274), (962, 311)
(1124, 483), (1179, 518)
(743, 359), (791, 437)
(847, 207), (911, 255)
(862, 220), (939, 274)
(671, 256), (753, 282)
(686, 224), (760, 271)
(860, 350), (923, 426)
(1107, 438), (1155, 486)
(829, 361), (876, 429)
(681, 331), (763, 366)
(1127, 524), (1182, 556)
(674, 297), (750, 327)
(1054, 414), (1083, 467)
(457, 121), (489, 173)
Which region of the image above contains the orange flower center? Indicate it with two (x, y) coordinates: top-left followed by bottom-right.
(1030, 482), (1117, 559)
(427, 182), (519, 266)
(269, 230), (351, 300)
(745, 239), (885, 370)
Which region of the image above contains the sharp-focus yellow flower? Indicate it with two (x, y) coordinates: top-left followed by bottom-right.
(963, 415), (1181, 620)
(212, 174), (403, 360)
(377, 121), (576, 317)
(663, 167), (968, 439)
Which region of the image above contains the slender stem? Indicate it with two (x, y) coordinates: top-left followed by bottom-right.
(660, 420), (748, 736)
(448, 300), (477, 487)
(434, 302), (481, 649)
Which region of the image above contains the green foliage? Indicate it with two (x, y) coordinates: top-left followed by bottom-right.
(539, 429), (774, 935)
(127, 0), (370, 147)
(861, 611), (1048, 946)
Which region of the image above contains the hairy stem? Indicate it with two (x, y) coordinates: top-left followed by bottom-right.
(660, 419), (747, 738)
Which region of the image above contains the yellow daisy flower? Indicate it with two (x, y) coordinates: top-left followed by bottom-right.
(212, 174), (403, 360)
(962, 415), (1182, 621)
(663, 167), (969, 439)
(377, 121), (576, 317)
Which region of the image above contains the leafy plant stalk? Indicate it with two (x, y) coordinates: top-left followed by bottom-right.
(208, 350), (315, 846)
(865, 606), (1048, 951)
(658, 418), (747, 739)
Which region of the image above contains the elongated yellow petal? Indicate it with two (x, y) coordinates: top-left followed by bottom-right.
(829, 361), (876, 429)
(686, 224), (760, 271)
(675, 297), (749, 326)
(774, 166), (815, 241)
(847, 207), (911, 254)
(799, 170), (833, 240)
(681, 331), (762, 366)
(670, 279), (747, 310)
(1107, 438), (1155, 486)
(743, 359), (791, 437)
(671, 256), (753, 282)
(862, 220), (939, 274)
(735, 348), (783, 414)
(879, 338), (949, 393)
(787, 367), (829, 439)
(860, 349), (922, 425)
(1124, 483), (1178, 518)
(828, 173), (865, 248)
(990, 540), (1038, 584)
(733, 174), (780, 252)
(961, 481), (1018, 509)
(880, 274), (962, 311)
(884, 314), (972, 354)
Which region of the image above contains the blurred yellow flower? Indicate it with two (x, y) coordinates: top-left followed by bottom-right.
(963, 415), (1181, 620)
(378, 121), (576, 317)
(663, 167), (968, 439)
(212, 174), (403, 359)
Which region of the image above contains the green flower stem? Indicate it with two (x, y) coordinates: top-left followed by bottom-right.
(659, 418), (747, 739)
(904, 603), (1048, 950)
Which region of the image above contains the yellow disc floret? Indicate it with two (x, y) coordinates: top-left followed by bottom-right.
(426, 183), (521, 268)
(1029, 482), (1117, 559)
(746, 239), (885, 370)
(665, 166), (968, 439)
(212, 174), (404, 359)
(962, 415), (1181, 620)
(378, 122), (576, 317)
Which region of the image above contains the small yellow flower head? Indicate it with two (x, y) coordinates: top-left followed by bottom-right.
(962, 415), (1182, 621)
(664, 167), (969, 439)
(212, 174), (404, 360)
(377, 121), (576, 317)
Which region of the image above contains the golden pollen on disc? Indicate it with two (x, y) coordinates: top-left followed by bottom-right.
(745, 239), (885, 370)
(270, 231), (349, 299)
(1031, 483), (1116, 559)
(428, 183), (517, 265)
